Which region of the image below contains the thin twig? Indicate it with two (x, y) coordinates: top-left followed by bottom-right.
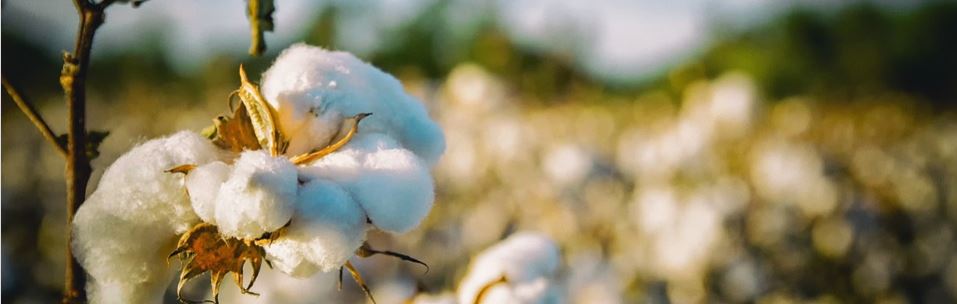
(2, 77), (68, 157)
(246, 0), (275, 56)
(61, 0), (114, 302)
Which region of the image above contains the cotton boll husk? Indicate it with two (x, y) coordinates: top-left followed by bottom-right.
(215, 150), (298, 240)
(457, 232), (562, 304)
(476, 278), (561, 304)
(72, 131), (224, 304)
(185, 161), (231, 224)
(261, 43), (445, 166)
(264, 179), (367, 276)
(298, 133), (434, 233)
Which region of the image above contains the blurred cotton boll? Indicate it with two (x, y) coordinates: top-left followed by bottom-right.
(457, 232), (562, 304)
(217, 266), (339, 304)
(72, 131), (224, 304)
(410, 293), (457, 304)
(750, 138), (837, 218)
(445, 63), (506, 112)
(543, 144), (592, 187)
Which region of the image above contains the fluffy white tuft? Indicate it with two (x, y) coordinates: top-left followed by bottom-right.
(457, 232), (562, 304)
(261, 43), (445, 166)
(264, 179), (367, 276)
(410, 293), (458, 304)
(185, 161), (231, 224)
(214, 150), (298, 240)
(299, 133), (434, 234)
(73, 131), (224, 304)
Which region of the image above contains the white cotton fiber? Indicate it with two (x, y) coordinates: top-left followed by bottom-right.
(298, 133), (435, 234)
(411, 293), (457, 304)
(72, 131), (224, 304)
(184, 161), (231, 224)
(264, 179), (367, 276)
(457, 232), (562, 304)
(261, 43), (445, 166)
(214, 150), (298, 240)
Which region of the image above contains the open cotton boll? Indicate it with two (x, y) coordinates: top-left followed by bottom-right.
(185, 161), (231, 224)
(214, 150), (298, 240)
(261, 240), (319, 277)
(72, 131), (224, 304)
(457, 232), (562, 304)
(475, 278), (559, 304)
(298, 133), (434, 233)
(261, 43), (445, 166)
(410, 293), (457, 304)
(264, 179), (367, 276)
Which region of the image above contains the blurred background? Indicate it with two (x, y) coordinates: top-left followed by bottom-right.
(3, 0), (957, 303)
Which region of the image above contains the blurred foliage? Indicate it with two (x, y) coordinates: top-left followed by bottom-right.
(668, 2), (957, 105)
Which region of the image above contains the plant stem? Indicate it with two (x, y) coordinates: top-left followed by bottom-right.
(61, 0), (113, 302)
(1, 77), (68, 157)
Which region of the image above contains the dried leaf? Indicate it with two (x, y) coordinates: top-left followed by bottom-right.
(290, 113), (371, 165)
(86, 130), (110, 160)
(165, 164), (197, 175)
(212, 102), (262, 153)
(55, 130), (110, 160)
(236, 65), (286, 156)
(344, 261), (377, 304)
(355, 242), (429, 274)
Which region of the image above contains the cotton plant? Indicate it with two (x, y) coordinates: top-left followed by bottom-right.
(404, 232), (562, 304)
(72, 44), (444, 304)
(456, 232), (563, 304)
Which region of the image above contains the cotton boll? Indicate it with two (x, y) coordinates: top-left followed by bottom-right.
(477, 278), (560, 304)
(88, 279), (170, 304)
(185, 161), (231, 224)
(262, 240), (319, 277)
(215, 150), (298, 240)
(73, 131), (224, 303)
(410, 293), (457, 304)
(261, 43), (445, 166)
(264, 179), (367, 276)
(216, 265), (339, 304)
(298, 133), (435, 234)
(457, 232), (562, 304)
(291, 179), (367, 271)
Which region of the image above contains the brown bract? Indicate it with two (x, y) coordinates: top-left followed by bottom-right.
(168, 223), (276, 303)
(212, 102), (262, 153)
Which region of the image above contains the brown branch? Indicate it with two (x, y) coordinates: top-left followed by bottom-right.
(1, 78), (68, 157)
(246, 0), (275, 56)
(61, 0), (114, 303)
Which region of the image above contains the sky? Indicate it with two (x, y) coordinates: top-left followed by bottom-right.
(2, 0), (874, 83)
